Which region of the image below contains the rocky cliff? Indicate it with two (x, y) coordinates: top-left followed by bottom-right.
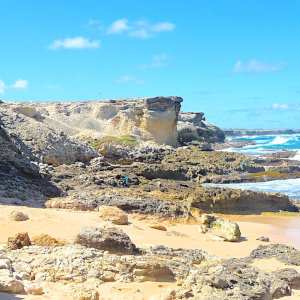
(178, 112), (225, 145)
(0, 97), (225, 166)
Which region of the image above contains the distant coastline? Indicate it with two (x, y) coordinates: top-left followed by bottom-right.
(223, 129), (300, 137)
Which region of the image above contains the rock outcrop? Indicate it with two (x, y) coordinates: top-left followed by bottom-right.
(178, 112), (225, 144)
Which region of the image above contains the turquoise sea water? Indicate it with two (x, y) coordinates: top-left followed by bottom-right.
(228, 134), (300, 158)
(212, 134), (300, 199)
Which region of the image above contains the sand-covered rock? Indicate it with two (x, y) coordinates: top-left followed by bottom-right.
(24, 282), (43, 295)
(201, 214), (241, 242)
(98, 206), (128, 225)
(9, 211), (29, 221)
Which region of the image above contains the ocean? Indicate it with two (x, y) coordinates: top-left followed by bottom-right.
(211, 133), (300, 199)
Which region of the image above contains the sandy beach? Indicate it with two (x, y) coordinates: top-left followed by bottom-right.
(1, 204), (300, 299)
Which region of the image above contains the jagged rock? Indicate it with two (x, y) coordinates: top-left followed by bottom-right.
(7, 232), (31, 250)
(178, 112), (225, 144)
(9, 211), (29, 221)
(98, 206), (128, 225)
(201, 214), (241, 242)
(74, 226), (139, 254)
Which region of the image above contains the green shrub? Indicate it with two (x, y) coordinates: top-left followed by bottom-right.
(91, 135), (139, 150)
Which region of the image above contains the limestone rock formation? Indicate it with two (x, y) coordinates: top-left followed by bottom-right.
(178, 112), (225, 144)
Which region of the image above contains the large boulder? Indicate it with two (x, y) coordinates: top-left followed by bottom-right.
(200, 214), (241, 242)
(74, 226), (139, 254)
(0, 276), (24, 294)
(98, 206), (128, 225)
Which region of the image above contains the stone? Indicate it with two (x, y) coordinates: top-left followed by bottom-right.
(74, 226), (139, 254)
(24, 282), (43, 295)
(98, 206), (128, 225)
(31, 234), (63, 246)
(0, 276), (24, 294)
(256, 236), (270, 242)
(201, 214), (241, 242)
(150, 224), (167, 231)
(69, 285), (99, 300)
(9, 211), (29, 221)
(7, 232), (31, 250)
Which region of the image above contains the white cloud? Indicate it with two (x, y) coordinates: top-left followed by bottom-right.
(12, 79), (28, 89)
(151, 22), (175, 32)
(107, 19), (129, 34)
(272, 103), (300, 111)
(107, 19), (175, 38)
(0, 80), (5, 94)
(139, 54), (168, 69)
(116, 75), (145, 84)
(232, 59), (285, 73)
(48, 37), (101, 49)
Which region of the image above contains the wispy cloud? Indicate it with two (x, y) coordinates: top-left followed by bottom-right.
(0, 80), (5, 94)
(272, 103), (300, 111)
(232, 59), (286, 73)
(116, 75), (145, 84)
(107, 19), (175, 39)
(11, 79), (28, 89)
(107, 18), (129, 34)
(48, 37), (101, 49)
(139, 54), (168, 69)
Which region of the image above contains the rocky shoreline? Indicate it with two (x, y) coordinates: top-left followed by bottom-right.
(1, 96), (300, 299)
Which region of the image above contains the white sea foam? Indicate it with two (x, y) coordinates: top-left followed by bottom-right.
(204, 178), (300, 199)
(268, 136), (291, 145)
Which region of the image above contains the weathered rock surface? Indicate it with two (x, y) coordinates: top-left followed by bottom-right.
(200, 214), (241, 241)
(7, 232), (31, 250)
(178, 112), (225, 144)
(74, 226), (139, 254)
(0, 242), (300, 298)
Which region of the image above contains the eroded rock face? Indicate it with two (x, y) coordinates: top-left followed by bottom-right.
(74, 226), (139, 254)
(178, 112), (225, 144)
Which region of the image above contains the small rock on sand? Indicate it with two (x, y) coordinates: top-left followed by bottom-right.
(9, 211), (29, 221)
(150, 224), (167, 231)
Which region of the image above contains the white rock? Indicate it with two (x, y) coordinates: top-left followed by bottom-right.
(24, 282), (43, 295)
(0, 276), (24, 294)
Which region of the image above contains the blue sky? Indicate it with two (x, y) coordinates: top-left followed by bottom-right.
(1, 0), (300, 129)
